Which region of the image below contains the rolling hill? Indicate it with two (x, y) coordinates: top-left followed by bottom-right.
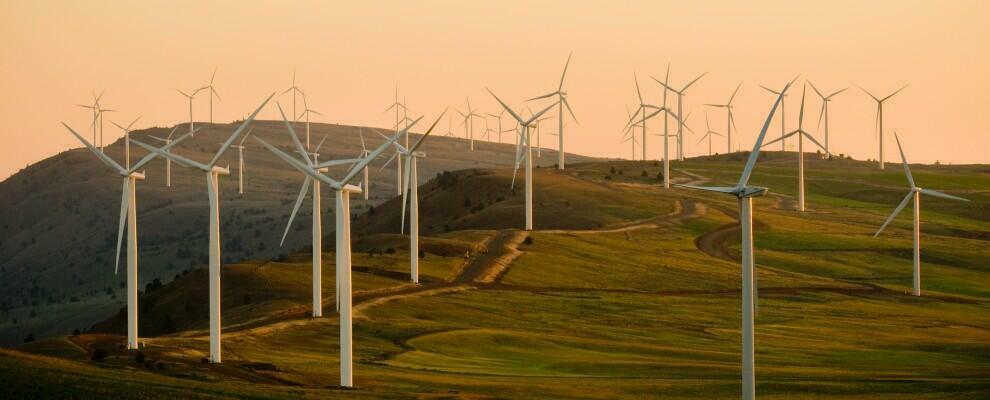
(0, 120), (596, 345)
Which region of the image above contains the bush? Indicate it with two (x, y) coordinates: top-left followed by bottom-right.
(385, 248), (396, 254)
(23, 333), (35, 343)
(523, 236), (534, 245)
(135, 351), (146, 363)
(641, 170), (648, 177)
(418, 250), (425, 259)
(92, 348), (108, 362)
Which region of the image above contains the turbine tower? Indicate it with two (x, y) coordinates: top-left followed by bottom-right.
(281, 70), (305, 124)
(706, 82), (742, 153)
(110, 116), (141, 169)
(678, 78), (793, 400)
(381, 111), (445, 283)
(204, 68), (221, 124)
(298, 94), (322, 150)
(762, 84), (828, 212)
(807, 80), (846, 158)
(256, 117), (414, 388)
(148, 127), (179, 187)
(457, 98), (485, 151)
(859, 84), (908, 170)
(874, 132), (968, 296)
(274, 107), (372, 318)
(528, 52), (577, 170)
(226, 128), (253, 195)
(177, 87), (204, 134)
(63, 122), (192, 351)
(697, 112), (723, 157)
(131, 94), (273, 363)
(488, 88), (558, 231)
(654, 71), (705, 162)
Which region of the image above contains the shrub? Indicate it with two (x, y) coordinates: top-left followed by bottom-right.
(23, 333), (35, 343)
(523, 236), (534, 245)
(135, 351), (146, 363)
(92, 348), (108, 362)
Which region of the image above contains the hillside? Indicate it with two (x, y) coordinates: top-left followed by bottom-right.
(0, 120), (596, 345)
(4, 155), (989, 399)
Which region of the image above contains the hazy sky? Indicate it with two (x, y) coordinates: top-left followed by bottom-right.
(1, 0), (988, 179)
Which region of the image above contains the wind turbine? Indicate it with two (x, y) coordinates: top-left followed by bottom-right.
(528, 52), (578, 170)
(63, 121), (193, 351)
(255, 115), (415, 388)
(706, 82), (743, 153)
(486, 110), (510, 143)
(678, 78), (792, 400)
(806, 80), (846, 158)
(654, 71), (706, 161)
(859, 84), (908, 170)
(110, 116), (142, 169)
(761, 84), (828, 212)
(273, 108), (365, 318)
(488, 88), (558, 231)
(149, 127), (179, 187)
(77, 91), (102, 146)
(282, 70), (305, 124)
(378, 110), (445, 283)
(204, 68), (221, 124)
(444, 116), (456, 138)
(697, 112), (723, 157)
(130, 94), (274, 363)
(457, 98), (485, 151)
(625, 73), (676, 161)
(223, 127), (253, 195)
(177, 87), (204, 134)
(874, 132), (968, 296)
(297, 94), (322, 150)
(358, 130), (372, 200)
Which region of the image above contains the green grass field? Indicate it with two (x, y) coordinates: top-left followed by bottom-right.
(3, 154), (989, 399)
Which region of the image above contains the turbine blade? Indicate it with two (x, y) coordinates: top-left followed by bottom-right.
(130, 138), (207, 170)
(114, 179), (129, 275)
(315, 134), (328, 154)
(675, 184), (739, 194)
(277, 102), (314, 166)
(558, 51), (572, 91)
(728, 82), (742, 104)
(527, 92), (558, 101)
(254, 137), (339, 187)
(318, 158), (363, 169)
(378, 151), (398, 173)
(487, 88), (525, 124)
(130, 130), (196, 172)
(920, 188), (969, 202)
(525, 100), (560, 126)
(280, 176), (313, 247)
(682, 72), (707, 92)
(562, 97), (578, 124)
(342, 117), (419, 185)
(882, 84), (909, 102)
(807, 80), (825, 99)
(893, 132), (914, 188)
(209, 92), (275, 168)
(738, 79), (792, 188)
(62, 122), (126, 174)
(409, 109), (447, 153)
(634, 73), (643, 103)
(874, 192), (914, 237)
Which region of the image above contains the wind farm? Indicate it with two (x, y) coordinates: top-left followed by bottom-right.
(1, 3), (989, 400)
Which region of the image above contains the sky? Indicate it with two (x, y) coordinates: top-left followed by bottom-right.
(1, 0), (988, 179)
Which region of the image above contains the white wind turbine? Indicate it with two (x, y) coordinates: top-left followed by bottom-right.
(761, 84), (828, 212)
(273, 107), (369, 318)
(149, 127), (179, 187)
(204, 68), (221, 124)
(678, 79), (792, 400)
(654, 71), (706, 161)
(858, 84), (908, 170)
(457, 98), (485, 151)
(255, 118), (411, 388)
(358, 130), (373, 200)
(759, 83), (790, 152)
(298, 94), (322, 150)
(488, 88), (559, 231)
(807, 81), (847, 158)
(131, 94), (273, 363)
(874, 132), (968, 296)
(697, 112), (723, 157)
(282, 70), (305, 124)
(626, 72), (678, 187)
(528, 52), (578, 170)
(177, 87), (204, 134)
(706, 82), (743, 153)
(378, 111), (445, 283)
(77, 91), (103, 146)
(621, 106), (642, 160)
(222, 127), (253, 195)
(63, 121), (193, 351)
(625, 73), (670, 161)
(111, 116), (142, 169)
(384, 88), (408, 197)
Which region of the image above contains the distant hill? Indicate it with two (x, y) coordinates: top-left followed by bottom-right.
(0, 120), (596, 345)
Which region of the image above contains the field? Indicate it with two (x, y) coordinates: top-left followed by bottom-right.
(3, 152), (990, 399)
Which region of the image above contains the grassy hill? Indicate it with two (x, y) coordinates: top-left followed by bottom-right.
(3, 153), (990, 399)
(0, 121), (596, 345)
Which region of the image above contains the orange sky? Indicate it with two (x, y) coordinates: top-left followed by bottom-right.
(1, 0), (988, 179)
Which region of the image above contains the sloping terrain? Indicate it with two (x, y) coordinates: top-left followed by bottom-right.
(3, 155), (990, 399)
(0, 120), (596, 345)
